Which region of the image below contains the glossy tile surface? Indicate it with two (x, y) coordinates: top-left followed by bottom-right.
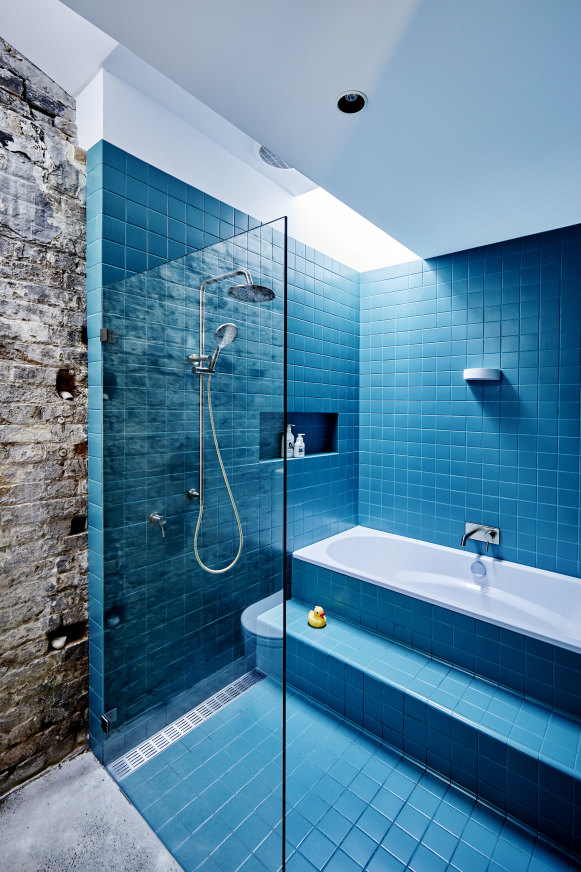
(359, 226), (581, 579)
(292, 558), (581, 719)
(117, 677), (581, 872)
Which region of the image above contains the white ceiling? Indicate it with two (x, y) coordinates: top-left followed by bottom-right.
(0, 0), (419, 269)
(5, 0), (580, 258)
(101, 45), (317, 198)
(58, 0), (581, 257)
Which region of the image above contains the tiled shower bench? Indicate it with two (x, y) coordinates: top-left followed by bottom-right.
(257, 599), (581, 856)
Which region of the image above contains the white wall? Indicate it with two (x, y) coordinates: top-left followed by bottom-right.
(77, 70), (419, 271)
(0, 0), (117, 95)
(76, 68), (104, 148)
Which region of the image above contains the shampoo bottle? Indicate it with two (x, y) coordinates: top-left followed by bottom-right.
(281, 424), (294, 458)
(294, 434), (305, 458)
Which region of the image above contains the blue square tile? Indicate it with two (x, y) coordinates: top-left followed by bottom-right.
(298, 829), (335, 870)
(322, 849), (360, 872)
(341, 826), (377, 866)
(381, 824), (418, 865)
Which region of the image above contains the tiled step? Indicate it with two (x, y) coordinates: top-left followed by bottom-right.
(291, 556), (581, 720)
(257, 599), (581, 854)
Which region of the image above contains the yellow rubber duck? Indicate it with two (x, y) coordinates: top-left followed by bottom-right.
(308, 606), (326, 628)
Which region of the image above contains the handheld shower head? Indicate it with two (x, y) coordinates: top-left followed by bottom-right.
(209, 322), (238, 371)
(215, 322), (238, 348)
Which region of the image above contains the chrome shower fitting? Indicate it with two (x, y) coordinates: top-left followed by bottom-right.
(461, 523), (500, 552)
(209, 323), (239, 372)
(189, 323), (238, 375)
(149, 512), (166, 538)
(190, 267), (275, 575)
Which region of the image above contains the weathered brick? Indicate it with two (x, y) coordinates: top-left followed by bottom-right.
(0, 37), (87, 796)
(0, 66), (24, 99)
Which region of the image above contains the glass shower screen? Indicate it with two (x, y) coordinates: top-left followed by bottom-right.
(98, 218), (286, 870)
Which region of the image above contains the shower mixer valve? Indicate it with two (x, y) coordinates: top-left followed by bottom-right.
(149, 512), (167, 538)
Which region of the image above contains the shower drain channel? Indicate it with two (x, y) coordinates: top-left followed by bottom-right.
(108, 669), (265, 781)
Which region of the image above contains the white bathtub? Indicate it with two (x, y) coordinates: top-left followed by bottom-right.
(294, 526), (581, 653)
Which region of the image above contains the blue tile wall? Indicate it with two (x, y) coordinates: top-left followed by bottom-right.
(87, 141), (285, 756)
(86, 138), (581, 816)
(286, 244), (359, 553)
(86, 141), (360, 756)
(100, 246), (286, 755)
(86, 140), (257, 289)
(292, 557), (581, 719)
(359, 226), (581, 578)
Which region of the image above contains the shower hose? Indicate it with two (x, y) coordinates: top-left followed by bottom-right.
(194, 373), (243, 574)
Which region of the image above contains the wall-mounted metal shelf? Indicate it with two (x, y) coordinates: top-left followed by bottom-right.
(463, 368), (502, 382)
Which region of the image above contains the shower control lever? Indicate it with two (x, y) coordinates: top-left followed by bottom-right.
(149, 512), (166, 538)
(187, 489), (200, 500)
(188, 353), (210, 365)
(188, 353), (212, 375)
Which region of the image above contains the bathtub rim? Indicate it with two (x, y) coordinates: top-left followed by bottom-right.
(293, 525), (581, 655)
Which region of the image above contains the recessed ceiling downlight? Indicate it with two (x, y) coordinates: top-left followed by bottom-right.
(337, 91), (367, 114)
(258, 145), (292, 170)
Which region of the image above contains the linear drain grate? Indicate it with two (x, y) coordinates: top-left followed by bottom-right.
(108, 669), (265, 781)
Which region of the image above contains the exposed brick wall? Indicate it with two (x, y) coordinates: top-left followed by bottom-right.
(0, 37), (88, 795)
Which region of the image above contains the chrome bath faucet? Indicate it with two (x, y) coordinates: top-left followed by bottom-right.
(461, 523), (500, 552)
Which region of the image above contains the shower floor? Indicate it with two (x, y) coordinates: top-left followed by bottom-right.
(116, 678), (581, 872)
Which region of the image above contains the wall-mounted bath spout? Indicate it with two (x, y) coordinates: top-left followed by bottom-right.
(461, 523), (500, 552)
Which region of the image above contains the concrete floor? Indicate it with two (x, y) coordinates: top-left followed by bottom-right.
(0, 751), (183, 872)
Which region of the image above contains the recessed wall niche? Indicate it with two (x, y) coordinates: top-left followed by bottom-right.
(259, 411), (338, 460)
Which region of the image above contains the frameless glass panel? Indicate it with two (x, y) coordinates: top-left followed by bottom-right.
(100, 219), (286, 870)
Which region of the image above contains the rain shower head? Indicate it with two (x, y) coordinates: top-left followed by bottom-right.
(209, 322), (238, 371)
(228, 283), (275, 303)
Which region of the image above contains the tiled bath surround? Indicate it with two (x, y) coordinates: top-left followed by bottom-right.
(292, 560), (581, 718)
(257, 571), (581, 854)
(359, 225), (581, 578)
(276, 599), (581, 854)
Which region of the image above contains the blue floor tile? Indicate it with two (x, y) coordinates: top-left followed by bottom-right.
(285, 852), (316, 872)
(408, 843), (448, 872)
(340, 825), (377, 866)
(381, 824), (419, 865)
(367, 846), (406, 871)
(323, 848), (361, 872)
(355, 805), (390, 843)
(110, 676), (581, 872)
(297, 829), (335, 870)
(211, 833), (249, 872)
